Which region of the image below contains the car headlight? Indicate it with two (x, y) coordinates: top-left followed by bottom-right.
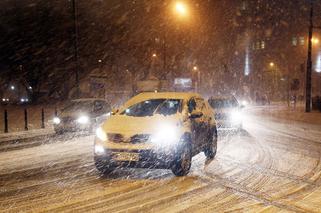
(96, 127), (107, 141)
(53, 117), (61, 124)
(241, 100), (248, 106)
(151, 124), (180, 146)
(94, 144), (105, 155)
(77, 115), (89, 124)
(231, 110), (242, 124)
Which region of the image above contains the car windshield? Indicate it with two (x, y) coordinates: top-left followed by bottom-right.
(209, 99), (238, 108)
(121, 99), (182, 117)
(63, 101), (93, 112)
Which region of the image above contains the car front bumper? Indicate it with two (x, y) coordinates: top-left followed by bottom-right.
(94, 142), (178, 169)
(54, 123), (92, 133)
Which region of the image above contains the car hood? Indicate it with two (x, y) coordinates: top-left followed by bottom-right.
(101, 114), (182, 136)
(60, 110), (92, 118)
(214, 107), (237, 114)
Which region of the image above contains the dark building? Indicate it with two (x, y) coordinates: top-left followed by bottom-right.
(230, 0), (321, 101)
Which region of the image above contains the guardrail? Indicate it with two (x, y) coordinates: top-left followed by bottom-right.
(2, 107), (57, 133)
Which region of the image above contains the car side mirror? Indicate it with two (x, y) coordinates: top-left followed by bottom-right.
(111, 108), (119, 115)
(189, 110), (203, 119)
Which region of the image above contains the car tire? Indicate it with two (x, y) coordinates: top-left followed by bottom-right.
(171, 142), (192, 176)
(54, 129), (64, 135)
(94, 158), (115, 175)
(204, 127), (217, 159)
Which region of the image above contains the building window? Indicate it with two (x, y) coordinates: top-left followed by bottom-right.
(253, 40), (265, 50)
(292, 37), (297, 46)
(256, 41), (260, 50)
(299, 36), (305, 46)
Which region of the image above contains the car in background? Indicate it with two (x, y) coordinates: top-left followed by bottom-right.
(94, 92), (217, 176)
(53, 98), (111, 134)
(208, 96), (243, 131)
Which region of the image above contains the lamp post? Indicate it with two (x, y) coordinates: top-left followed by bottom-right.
(72, 0), (80, 98)
(193, 66), (200, 92)
(268, 62), (278, 99)
(306, 0), (313, 112)
(161, 2), (190, 80)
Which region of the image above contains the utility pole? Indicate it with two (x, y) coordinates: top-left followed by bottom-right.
(163, 32), (167, 79)
(306, 0), (313, 112)
(72, 0), (80, 98)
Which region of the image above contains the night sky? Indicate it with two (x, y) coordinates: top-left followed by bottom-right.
(0, 0), (315, 98)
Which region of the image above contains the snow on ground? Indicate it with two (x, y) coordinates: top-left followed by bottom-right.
(251, 103), (321, 126)
(0, 128), (54, 143)
(0, 107), (321, 212)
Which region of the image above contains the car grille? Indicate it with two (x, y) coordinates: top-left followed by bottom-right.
(107, 133), (150, 144)
(107, 133), (124, 143)
(61, 116), (74, 123)
(130, 134), (150, 144)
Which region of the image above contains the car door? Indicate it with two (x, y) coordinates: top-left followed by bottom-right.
(194, 98), (209, 148)
(188, 97), (205, 151)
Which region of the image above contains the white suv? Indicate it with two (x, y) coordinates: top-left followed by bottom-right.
(94, 92), (217, 176)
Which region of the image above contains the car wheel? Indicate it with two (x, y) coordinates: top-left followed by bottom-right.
(54, 129), (64, 135)
(171, 142), (192, 176)
(94, 158), (115, 175)
(204, 127), (217, 159)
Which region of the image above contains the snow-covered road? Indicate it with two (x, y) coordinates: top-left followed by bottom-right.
(1, 112), (321, 212)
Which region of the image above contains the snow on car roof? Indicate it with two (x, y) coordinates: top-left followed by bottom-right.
(122, 92), (201, 109)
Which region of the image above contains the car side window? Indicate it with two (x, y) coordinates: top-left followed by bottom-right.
(188, 98), (196, 113)
(94, 101), (104, 111)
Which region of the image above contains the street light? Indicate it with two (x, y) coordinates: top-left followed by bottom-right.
(268, 62), (278, 99)
(174, 2), (188, 18)
(192, 66), (200, 92)
(311, 37), (319, 45)
(152, 53), (157, 58)
(269, 62), (275, 67)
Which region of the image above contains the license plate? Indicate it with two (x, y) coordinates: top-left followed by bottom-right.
(113, 152), (140, 162)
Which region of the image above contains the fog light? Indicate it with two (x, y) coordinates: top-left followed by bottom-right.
(94, 145), (105, 154)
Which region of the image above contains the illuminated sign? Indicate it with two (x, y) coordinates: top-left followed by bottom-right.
(174, 78), (192, 88)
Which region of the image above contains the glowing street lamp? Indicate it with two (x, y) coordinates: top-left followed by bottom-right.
(192, 66), (200, 92)
(269, 62), (275, 68)
(311, 37), (319, 45)
(10, 85), (15, 90)
(152, 53), (157, 58)
(174, 2), (188, 18)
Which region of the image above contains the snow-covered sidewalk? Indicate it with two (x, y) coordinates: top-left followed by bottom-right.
(0, 128), (54, 143)
(249, 104), (321, 126)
